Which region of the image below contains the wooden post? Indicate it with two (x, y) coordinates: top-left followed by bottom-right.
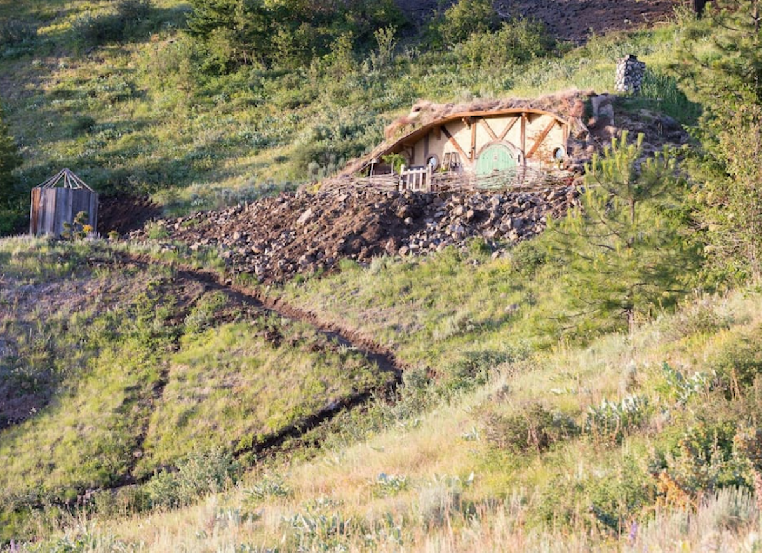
(692, 0), (708, 16)
(470, 118), (477, 161)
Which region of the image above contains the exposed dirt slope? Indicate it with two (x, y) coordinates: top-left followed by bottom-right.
(397, 0), (679, 43)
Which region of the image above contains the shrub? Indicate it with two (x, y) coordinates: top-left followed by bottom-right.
(653, 419), (748, 507)
(184, 291), (229, 333)
(658, 362), (714, 406)
(245, 473), (292, 503)
(372, 473), (408, 497)
(72, 12), (125, 48)
(435, 0), (500, 46)
(457, 19), (554, 69)
(712, 326), (762, 393)
(116, 0), (152, 21)
(482, 402), (578, 452)
(142, 449), (240, 510)
(584, 394), (649, 443)
(442, 344), (530, 393)
(0, 20), (37, 47)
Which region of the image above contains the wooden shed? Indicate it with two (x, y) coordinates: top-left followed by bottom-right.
(30, 169), (98, 236)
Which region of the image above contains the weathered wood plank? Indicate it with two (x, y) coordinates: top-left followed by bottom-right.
(481, 118), (498, 141)
(499, 116), (520, 141)
(526, 119), (557, 159)
(441, 125), (472, 167)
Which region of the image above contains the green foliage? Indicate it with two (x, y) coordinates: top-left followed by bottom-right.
(61, 211), (92, 241)
(584, 394), (649, 443)
(677, 1), (762, 282)
(73, 0), (153, 49)
(186, 0), (404, 71)
(456, 19), (554, 69)
(659, 362), (713, 405)
(482, 402), (578, 452)
(0, 19), (37, 47)
(245, 473), (292, 503)
(712, 326), (762, 392)
(655, 419), (748, 500)
(435, 0), (500, 46)
(142, 449), (240, 510)
(548, 132), (700, 334)
(184, 291), (229, 333)
(0, 100), (21, 207)
(372, 473), (408, 497)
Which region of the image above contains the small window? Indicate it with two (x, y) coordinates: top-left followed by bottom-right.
(426, 154), (440, 171)
(553, 147), (566, 161)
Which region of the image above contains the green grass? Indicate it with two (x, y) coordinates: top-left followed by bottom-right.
(137, 318), (394, 477)
(0, 0), (696, 218)
(19, 279), (762, 551)
(279, 241), (568, 379)
(0, 237), (396, 541)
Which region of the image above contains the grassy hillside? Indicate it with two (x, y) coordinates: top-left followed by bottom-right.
(0, 0), (694, 220)
(7, 0), (762, 550)
(10, 240), (762, 550)
(0, 237), (395, 540)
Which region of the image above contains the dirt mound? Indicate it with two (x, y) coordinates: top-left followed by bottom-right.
(130, 185), (579, 284)
(98, 195), (162, 235)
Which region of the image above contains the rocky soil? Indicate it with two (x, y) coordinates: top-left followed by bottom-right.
(131, 185), (580, 284)
(394, 0), (678, 43)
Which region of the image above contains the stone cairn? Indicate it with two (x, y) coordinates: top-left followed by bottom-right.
(615, 54), (646, 94)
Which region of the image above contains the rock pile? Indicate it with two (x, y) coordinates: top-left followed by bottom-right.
(131, 186), (579, 284)
(615, 55), (647, 94)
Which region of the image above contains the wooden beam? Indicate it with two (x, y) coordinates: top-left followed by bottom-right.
(499, 115), (520, 141)
(441, 125), (471, 167)
(520, 113), (527, 156)
(526, 119), (557, 159)
(480, 119), (498, 141)
(470, 119), (477, 159)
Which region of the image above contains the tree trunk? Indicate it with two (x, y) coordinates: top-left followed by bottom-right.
(692, 0), (708, 17)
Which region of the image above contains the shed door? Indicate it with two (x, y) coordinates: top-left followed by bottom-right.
(475, 143), (517, 176)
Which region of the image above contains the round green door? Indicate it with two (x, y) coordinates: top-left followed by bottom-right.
(475, 143), (517, 176)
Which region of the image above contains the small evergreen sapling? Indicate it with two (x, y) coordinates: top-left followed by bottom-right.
(548, 132), (699, 334)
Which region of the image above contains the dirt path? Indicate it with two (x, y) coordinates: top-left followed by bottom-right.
(115, 251), (407, 473)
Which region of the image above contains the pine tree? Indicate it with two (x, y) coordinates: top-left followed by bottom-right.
(676, 0), (762, 280)
(0, 101), (21, 205)
(548, 132), (699, 335)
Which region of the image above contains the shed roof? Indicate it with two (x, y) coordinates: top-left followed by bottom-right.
(35, 168), (94, 191)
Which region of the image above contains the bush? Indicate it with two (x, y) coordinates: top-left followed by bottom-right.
(712, 326), (762, 393)
(184, 291), (229, 333)
(73, 0), (153, 49)
(0, 20), (37, 47)
(435, 0), (500, 46)
(482, 402), (578, 453)
(653, 419), (748, 507)
(584, 394), (649, 443)
(116, 0), (152, 21)
(73, 12), (126, 47)
(457, 19), (553, 69)
(142, 449), (240, 510)
(0, 208), (23, 235)
(442, 344), (530, 394)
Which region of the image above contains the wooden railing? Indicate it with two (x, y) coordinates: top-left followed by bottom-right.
(399, 165), (432, 192)
(320, 165), (573, 195)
